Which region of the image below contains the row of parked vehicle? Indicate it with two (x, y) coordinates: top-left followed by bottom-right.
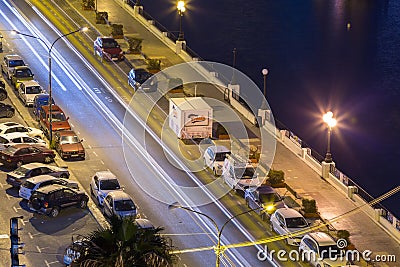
(203, 144), (357, 266)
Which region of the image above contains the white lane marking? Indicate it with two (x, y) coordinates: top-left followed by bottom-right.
(0, 234), (9, 239)
(257, 221), (263, 227)
(93, 151), (98, 157)
(88, 145), (92, 149)
(100, 160), (105, 165)
(36, 246), (41, 253)
(13, 206), (20, 213)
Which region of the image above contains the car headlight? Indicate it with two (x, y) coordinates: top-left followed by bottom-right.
(323, 264), (332, 267)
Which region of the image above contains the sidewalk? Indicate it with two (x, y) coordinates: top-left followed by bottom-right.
(63, 0), (399, 266)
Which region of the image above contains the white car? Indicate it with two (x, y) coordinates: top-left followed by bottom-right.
(19, 175), (78, 200)
(299, 232), (349, 267)
(1, 54), (25, 80)
(18, 80), (44, 106)
(270, 208), (310, 246)
(203, 145), (230, 176)
(90, 171), (122, 206)
(0, 132), (46, 150)
(0, 122), (44, 139)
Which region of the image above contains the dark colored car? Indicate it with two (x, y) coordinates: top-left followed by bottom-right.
(0, 102), (14, 118)
(0, 79), (8, 101)
(93, 36), (124, 61)
(54, 130), (85, 160)
(28, 184), (88, 217)
(7, 162), (70, 187)
(0, 144), (55, 169)
(127, 68), (155, 91)
(33, 94), (55, 119)
(244, 185), (287, 220)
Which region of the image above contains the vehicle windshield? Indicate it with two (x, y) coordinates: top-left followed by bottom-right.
(234, 167), (255, 179)
(114, 199), (136, 211)
(9, 60), (24, 68)
(259, 192), (281, 204)
(31, 191), (46, 201)
(285, 217), (308, 228)
(50, 112), (67, 122)
(12, 166), (29, 175)
(26, 86), (42, 94)
(100, 179), (120, 190)
(4, 146), (18, 155)
(15, 68), (32, 78)
(102, 39), (118, 48)
(22, 181), (35, 190)
(215, 151), (230, 161)
(60, 136), (80, 145)
(318, 245), (343, 259)
(136, 71), (152, 83)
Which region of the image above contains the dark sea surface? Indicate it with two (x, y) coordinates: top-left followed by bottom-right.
(140, 0), (400, 217)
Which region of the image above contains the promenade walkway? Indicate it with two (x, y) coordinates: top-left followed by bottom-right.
(66, 0), (399, 266)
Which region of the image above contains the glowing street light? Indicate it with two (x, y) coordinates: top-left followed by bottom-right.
(177, 1), (186, 41)
(323, 111), (337, 163)
(12, 27), (88, 144)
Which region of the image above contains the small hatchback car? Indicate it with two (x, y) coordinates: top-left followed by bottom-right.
(102, 191), (137, 219)
(93, 36), (124, 61)
(29, 184), (88, 217)
(90, 171), (122, 206)
(203, 145), (231, 176)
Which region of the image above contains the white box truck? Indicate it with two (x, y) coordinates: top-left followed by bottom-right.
(169, 97), (213, 139)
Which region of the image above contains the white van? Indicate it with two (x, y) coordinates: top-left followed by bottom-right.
(222, 154), (262, 192)
(203, 145), (230, 176)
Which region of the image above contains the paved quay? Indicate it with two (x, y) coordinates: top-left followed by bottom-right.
(63, 0), (399, 266)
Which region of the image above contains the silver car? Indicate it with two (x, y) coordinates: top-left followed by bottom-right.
(102, 191), (137, 219)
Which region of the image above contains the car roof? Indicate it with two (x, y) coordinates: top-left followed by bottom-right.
(305, 232), (336, 246)
(17, 162), (49, 170)
(95, 170), (117, 180)
(20, 80), (41, 87)
(34, 94), (50, 100)
(1, 132), (32, 139)
(107, 191), (132, 201)
(207, 145), (230, 154)
(57, 130), (78, 137)
(35, 183), (67, 193)
(98, 36), (116, 40)
(5, 54), (23, 60)
(0, 122), (23, 129)
(135, 219), (154, 229)
(276, 208), (304, 218)
(40, 105), (63, 112)
(13, 66), (30, 70)
(26, 175), (57, 184)
(256, 185), (277, 194)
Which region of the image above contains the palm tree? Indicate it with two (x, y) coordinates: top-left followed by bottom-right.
(72, 216), (177, 267)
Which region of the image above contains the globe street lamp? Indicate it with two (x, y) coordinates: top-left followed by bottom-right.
(177, 1), (186, 41)
(323, 111), (337, 163)
(168, 202), (261, 267)
(12, 27), (88, 144)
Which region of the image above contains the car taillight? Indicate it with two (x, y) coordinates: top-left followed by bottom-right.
(43, 202), (48, 208)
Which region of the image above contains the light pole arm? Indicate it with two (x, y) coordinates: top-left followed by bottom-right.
(49, 28), (82, 53)
(172, 205), (219, 233)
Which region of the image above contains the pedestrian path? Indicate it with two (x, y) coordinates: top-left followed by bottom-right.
(65, 0), (399, 266)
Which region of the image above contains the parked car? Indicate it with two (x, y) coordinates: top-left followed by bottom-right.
(244, 185), (287, 220)
(11, 66), (34, 89)
(19, 175), (78, 200)
(54, 130), (85, 159)
(18, 80), (44, 106)
(93, 36), (124, 61)
(270, 208), (310, 246)
(7, 162), (69, 187)
(28, 184), (88, 217)
(299, 232), (348, 267)
(127, 68), (156, 92)
(0, 102), (14, 118)
(0, 144), (55, 169)
(33, 94), (54, 119)
(203, 145), (231, 176)
(38, 105), (71, 136)
(102, 191), (137, 219)
(134, 218), (155, 230)
(1, 54), (25, 80)
(0, 78), (8, 101)
(0, 122), (44, 139)
(90, 171), (122, 206)
(222, 154), (262, 192)
(0, 132), (46, 150)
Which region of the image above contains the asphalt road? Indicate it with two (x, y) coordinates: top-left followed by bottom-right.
(0, 0), (306, 266)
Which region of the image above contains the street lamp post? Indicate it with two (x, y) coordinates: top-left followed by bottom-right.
(260, 68), (269, 110)
(177, 1), (186, 41)
(168, 202), (260, 267)
(323, 111), (337, 163)
(12, 27), (88, 144)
